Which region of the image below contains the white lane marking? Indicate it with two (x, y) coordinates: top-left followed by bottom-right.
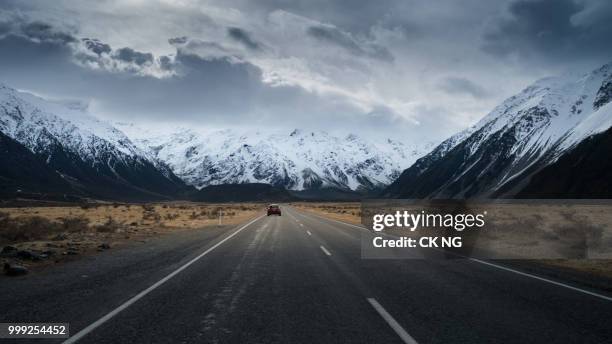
(319, 245), (332, 256)
(299, 223), (304, 227)
(468, 257), (612, 302)
(367, 298), (418, 344)
(63, 215), (265, 344)
(306, 230), (312, 236)
(298, 208), (612, 302)
(294, 209), (367, 231)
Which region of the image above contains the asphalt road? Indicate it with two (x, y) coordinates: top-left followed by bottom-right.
(1, 206), (611, 344)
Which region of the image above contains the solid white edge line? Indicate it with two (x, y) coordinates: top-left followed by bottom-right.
(367, 298), (418, 344)
(319, 245), (332, 256)
(468, 257), (612, 302)
(63, 214), (265, 344)
(295, 207), (612, 303)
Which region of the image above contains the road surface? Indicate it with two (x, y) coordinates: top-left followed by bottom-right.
(1, 206), (611, 343)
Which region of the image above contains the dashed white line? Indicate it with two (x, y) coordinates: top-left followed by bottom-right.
(299, 208), (612, 303)
(319, 245), (332, 256)
(62, 215), (265, 344)
(367, 298), (418, 344)
(299, 223), (304, 227)
(306, 230), (312, 236)
(294, 209), (367, 231)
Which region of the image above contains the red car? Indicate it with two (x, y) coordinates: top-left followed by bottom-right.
(267, 204), (281, 216)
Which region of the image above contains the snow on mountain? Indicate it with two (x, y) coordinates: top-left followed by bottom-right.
(0, 83), (145, 159)
(0, 83), (187, 199)
(439, 63), (612, 162)
(117, 124), (435, 191)
(385, 61), (612, 198)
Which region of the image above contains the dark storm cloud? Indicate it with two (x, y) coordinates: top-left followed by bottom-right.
(0, 31), (251, 117)
(482, 0), (612, 63)
(113, 47), (154, 66)
(158, 55), (174, 71)
(0, 17), (162, 73)
(439, 77), (490, 99)
(0, 17), (174, 81)
(82, 38), (111, 55)
(307, 25), (393, 62)
(227, 27), (261, 51)
(0, 17), (77, 45)
(0, 28), (345, 127)
(168, 36), (188, 45)
(20, 21), (76, 44)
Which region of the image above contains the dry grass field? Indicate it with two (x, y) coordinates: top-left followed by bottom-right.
(1, 203), (263, 272)
(290, 202), (361, 224)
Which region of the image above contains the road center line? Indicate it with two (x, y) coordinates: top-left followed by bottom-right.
(367, 298), (418, 344)
(63, 214), (265, 344)
(294, 209), (367, 231)
(301, 208), (612, 302)
(320, 245), (332, 256)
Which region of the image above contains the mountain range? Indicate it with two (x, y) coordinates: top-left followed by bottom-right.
(0, 83), (191, 201)
(2, 61), (612, 202)
(383, 62), (612, 199)
(116, 124), (434, 193)
(0, 83), (432, 201)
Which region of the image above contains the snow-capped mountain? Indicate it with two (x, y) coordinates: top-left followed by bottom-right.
(117, 124), (435, 192)
(384, 62), (612, 198)
(0, 83), (189, 200)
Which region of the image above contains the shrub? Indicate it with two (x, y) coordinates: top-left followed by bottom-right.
(95, 217), (122, 233)
(0, 216), (62, 243)
(61, 216), (90, 233)
(164, 213), (179, 220)
(142, 210), (161, 222)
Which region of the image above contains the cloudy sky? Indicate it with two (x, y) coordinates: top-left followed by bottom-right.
(1, 0), (611, 143)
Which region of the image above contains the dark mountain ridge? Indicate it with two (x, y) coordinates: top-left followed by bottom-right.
(383, 62), (612, 199)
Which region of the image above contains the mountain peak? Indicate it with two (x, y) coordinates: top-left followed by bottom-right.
(384, 61), (612, 199)
(122, 126), (433, 191)
(0, 81), (190, 200)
